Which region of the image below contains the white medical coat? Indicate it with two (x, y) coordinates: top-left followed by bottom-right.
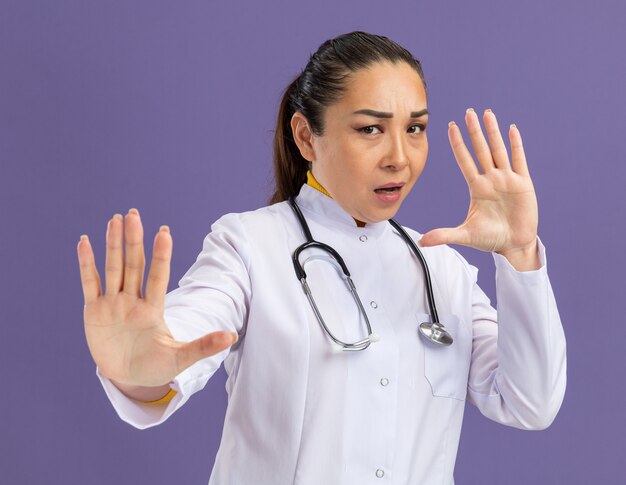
(97, 183), (567, 485)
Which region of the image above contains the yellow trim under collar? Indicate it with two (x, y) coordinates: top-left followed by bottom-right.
(306, 170), (331, 198)
(141, 387), (177, 405)
(305, 170), (365, 227)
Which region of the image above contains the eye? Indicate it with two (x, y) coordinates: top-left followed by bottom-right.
(357, 125), (382, 135)
(408, 124), (426, 134)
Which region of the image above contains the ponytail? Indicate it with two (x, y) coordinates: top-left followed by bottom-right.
(269, 76), (309, 204)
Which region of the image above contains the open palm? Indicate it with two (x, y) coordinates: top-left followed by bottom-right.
(77, 210), (237, 390)
(419, 109), (538, 255)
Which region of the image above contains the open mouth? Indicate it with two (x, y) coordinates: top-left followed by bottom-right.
(374, 186), (402, 194)
(374, 182), (404, 194)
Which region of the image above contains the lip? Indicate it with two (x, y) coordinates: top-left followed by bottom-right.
(374, 181), (406, 190)
(373, 182), (405, 204)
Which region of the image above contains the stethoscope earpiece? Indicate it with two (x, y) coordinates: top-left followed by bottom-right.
(369, 333), (381, 343)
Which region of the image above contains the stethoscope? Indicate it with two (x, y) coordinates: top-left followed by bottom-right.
(288, 197), (453, 351)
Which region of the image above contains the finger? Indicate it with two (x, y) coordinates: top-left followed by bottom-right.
(509, 124), (530, 177)
(77, 235), (102, 305)
(418, 227), (470, 248)
(483, 109), (511, 170)
(465, 108), (494, 173)
(145, 226), (173, 311)
(448, 121), (480, 184)
(122, 208), (146, 298)
(105, 214), (124, 295)
(174, 331), (238, 374)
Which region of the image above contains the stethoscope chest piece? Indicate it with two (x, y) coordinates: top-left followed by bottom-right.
(288, 196), (456, 351)
(419, 321), (453, 346)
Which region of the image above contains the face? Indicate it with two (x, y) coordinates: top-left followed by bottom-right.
(292, 61), (429, 224)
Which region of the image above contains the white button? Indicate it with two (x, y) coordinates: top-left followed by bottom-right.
(370, 301), (378, 309)
(376, 469), (385, 478)
(359, 235), (368, 242)
(380, 378), (389, 387)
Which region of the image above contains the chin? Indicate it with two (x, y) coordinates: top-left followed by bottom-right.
(366, 207), (400, 223)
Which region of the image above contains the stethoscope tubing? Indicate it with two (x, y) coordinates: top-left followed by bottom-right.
(288, 196), (451, 348)
(387, 219), (439, 325)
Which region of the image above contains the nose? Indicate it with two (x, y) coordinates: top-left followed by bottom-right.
(384, 133), (410, 171)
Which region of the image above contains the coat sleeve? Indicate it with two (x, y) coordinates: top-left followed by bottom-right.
(95, 213), (252, 429)
(463, 236), (567, 430)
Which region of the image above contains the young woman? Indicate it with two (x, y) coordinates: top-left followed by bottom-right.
(77, 31), (566, 485)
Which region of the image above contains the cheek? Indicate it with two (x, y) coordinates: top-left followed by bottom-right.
(409, 145), (428, 183)
(418, 138), (429, 165)
(417, 134), (429, 154)
(411, 138), (428, 161)
(331, 142), (365, 177)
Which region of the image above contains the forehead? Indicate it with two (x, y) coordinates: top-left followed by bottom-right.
(337, 61), (427, 110)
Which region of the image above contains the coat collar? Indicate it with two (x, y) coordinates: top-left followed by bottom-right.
(293, 184), (390, 238)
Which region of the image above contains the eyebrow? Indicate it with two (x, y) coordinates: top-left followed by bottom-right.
(352, 108), (429, 119)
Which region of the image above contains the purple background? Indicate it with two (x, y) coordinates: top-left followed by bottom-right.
(1, 1), (624, 483)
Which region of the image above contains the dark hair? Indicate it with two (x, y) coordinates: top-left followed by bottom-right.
(270, 31), (426, 204)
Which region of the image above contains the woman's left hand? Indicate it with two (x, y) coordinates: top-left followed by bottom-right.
(419, 108), (538, 261)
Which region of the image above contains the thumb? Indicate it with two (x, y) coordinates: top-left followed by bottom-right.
(419, 227), (466, 248)
(175, 330), (238, 373)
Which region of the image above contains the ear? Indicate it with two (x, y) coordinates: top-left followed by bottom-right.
(290, 112), (316, 162)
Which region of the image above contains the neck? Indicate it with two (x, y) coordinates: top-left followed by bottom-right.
(306, 171), (366, 227)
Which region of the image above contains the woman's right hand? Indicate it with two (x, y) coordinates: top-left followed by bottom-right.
(77, 209), (237, 391)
